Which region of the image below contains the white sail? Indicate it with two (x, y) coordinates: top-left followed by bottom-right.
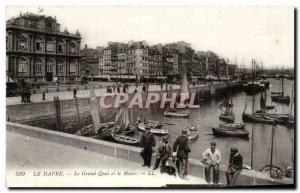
(88, 82), (101, 131)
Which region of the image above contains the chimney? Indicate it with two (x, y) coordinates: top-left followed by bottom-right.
(85, 44), (87, 49)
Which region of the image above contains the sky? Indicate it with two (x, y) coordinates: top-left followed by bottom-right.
(6, 6), (294, 68)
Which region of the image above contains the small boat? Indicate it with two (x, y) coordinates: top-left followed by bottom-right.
(271, 95), (290, 104)
(242, 113), (275, 124)
(242, 82), (265, 95)
(163, 110), (189, 118)
(219, 113), (235, 123)
(220, 123), (245, 130)
(271, 74), (290, 104)
(111, 133), (139, 146)
(122, 125), (136, 135)
(219, 97), (235, 123)
(186, 126), (199, 140)
(137, 121), (169, 135)
(212, 127), (249, 139)
(163, 71), (190, 118)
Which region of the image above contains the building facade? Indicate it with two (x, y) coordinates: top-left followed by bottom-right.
(6, 13), (81, 83)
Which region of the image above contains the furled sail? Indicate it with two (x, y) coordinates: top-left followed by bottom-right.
(88, 82), (101, 132)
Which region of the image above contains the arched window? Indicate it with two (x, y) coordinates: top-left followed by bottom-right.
(70, 42), (76, 53)
(46, 59), (55, 72)
(57, 59), (64, 73)
(46, 38), (55, 52)
(17, 34), (27, 50)
(34, 58), (42, 72)
(35, 36), (44, 52)
(57, 39), (65, 53)
(70, 60), (76, 73)
(18, 57), (28, 73)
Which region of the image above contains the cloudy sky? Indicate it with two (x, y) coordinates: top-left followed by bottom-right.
(6, 6), (294, 68)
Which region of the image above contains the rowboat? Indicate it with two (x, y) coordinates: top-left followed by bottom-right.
(137, 122), (169, 135)
(186, 126), (199, 140)
(111, 133), (139, 146)
(212, 127), (249, 139)
(163, 111), (189, 118)
(271, 95), (290, 104)
(220, 123), (245, 130)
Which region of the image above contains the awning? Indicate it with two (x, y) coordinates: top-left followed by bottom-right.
(6, 75), (15, 82)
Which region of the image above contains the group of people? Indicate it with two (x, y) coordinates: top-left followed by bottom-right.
(139, 128), (191, 179)
(139, 128), (243, 186)
(21, 87), (31, 103)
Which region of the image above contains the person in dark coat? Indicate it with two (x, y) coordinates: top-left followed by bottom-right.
(226, 147), (243, 186)
(73, 88), (77, 98)
(153, 137), (172, 172)
(173, 129), (191, 179)
(140, 127), (156, 167)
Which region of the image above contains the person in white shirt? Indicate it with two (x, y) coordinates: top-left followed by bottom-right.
(202, 142), (222, 184)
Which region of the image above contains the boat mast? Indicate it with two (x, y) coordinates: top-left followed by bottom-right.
(281, 70), (284, 95)
(252, 59), (255, 114)
(251, 126), (254, 169)
(270, 123), (275, 176)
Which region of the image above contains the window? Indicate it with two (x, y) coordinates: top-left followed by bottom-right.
(58, 45), (63, 53)
(18, 58), (28, 73)
(70, 43), (76, 53)
(34, 59), (42, 72)
(20, 42), (26, 49)
(70, 61), (76, 73)
(46, 42), (55, 52)
(46, 60), (54, 72)
(57, 63), (64, 72)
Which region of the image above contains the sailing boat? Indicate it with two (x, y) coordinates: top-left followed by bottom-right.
(271, 73), (290, 104)
(260, 124), (283, 179)
(219, 97), (234, 123)
(242, 94), (275, 125)
(163, 71), (189, 118)
(255, 90), (274, 113)
(111, 103), (139, 145)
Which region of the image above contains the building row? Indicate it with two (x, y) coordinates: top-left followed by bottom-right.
(6, 12), (237, 83)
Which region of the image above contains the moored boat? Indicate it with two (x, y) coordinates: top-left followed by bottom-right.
(186, 126), (199, 140)
(220, 123), (245, 130)
(219, 113), (235, 123)
(163, 110), (189, 118)
(111, 133), (139, 146)
(212, 127), (249, 139)
(271, 95), (290, 104)
(242, 113), (275, 124)
(137, 121), (169, 135)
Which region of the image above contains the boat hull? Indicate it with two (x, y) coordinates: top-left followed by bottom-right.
(271, 95), (290, 104)
(111, 134), (139, 146)
(220, 123), (245, 130)
(212, 127), (249, 139)
(137, 122), (168, 135)
(242, 113), (275, 124)
(163, 111), (189, 118)
(219, 114), (235, 123)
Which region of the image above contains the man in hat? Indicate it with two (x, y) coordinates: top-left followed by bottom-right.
(202, 142), (222, 184)
(173, 129), (191, 179)
(153, 136), (172, 172)
(140, 127), (156, 168)
(226, 147), (243, 186)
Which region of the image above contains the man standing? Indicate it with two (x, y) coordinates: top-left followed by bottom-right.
(173, 129), (191, 179)
(140, 127), (156, 168)
(73, 88), (77, 98)
(202, 142), (222, 184)
(153, 137), (172, 172)
(226, 147), (243, 186)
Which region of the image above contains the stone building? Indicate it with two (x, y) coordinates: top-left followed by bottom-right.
(6, 12), (81, 83)
(80, 44), (102, 77)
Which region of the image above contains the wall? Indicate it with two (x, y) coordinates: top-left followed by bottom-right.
(6, 122), (294, 187)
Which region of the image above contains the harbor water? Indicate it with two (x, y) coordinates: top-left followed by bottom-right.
(25, 78), (294, 172)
